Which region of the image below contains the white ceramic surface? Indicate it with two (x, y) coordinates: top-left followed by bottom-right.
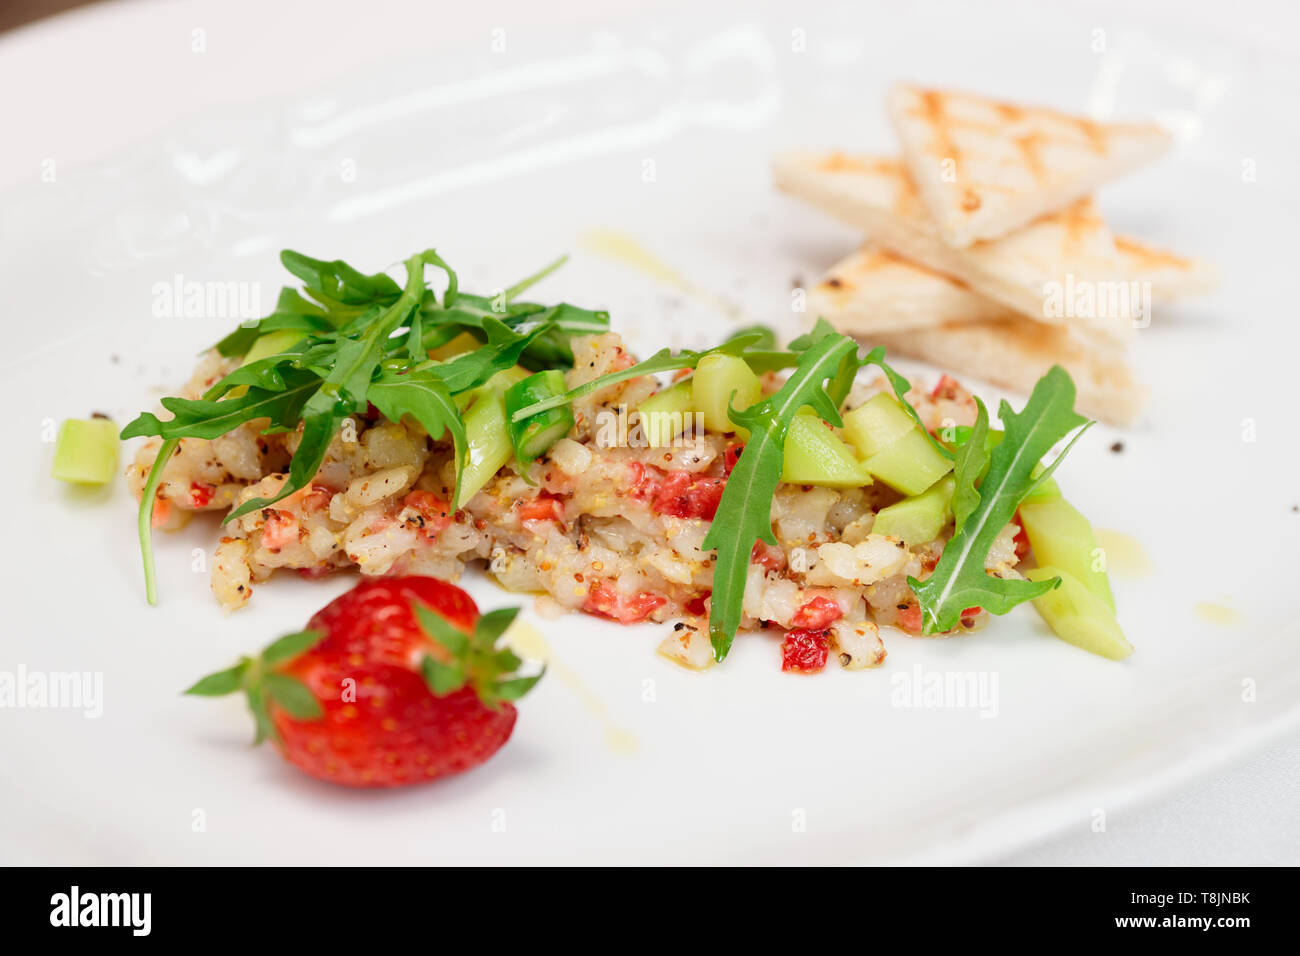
(2, 0), (1298, 865)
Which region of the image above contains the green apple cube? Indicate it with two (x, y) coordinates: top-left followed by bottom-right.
(692, 354), (761, 435)
(872, 475), (955, 546)
(843, 393), (916, 458)
(781, 412), (872, 488)
(51, 418), (119, 485)
(636, 382), (696, 448)
(844, 393), (952, 495)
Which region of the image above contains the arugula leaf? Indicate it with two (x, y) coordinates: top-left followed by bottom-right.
(910, 366), (1091, 634)
(280, 250), (403, 306)
(223, 252), (443, 520)
(367, 365), (468, 507)
(503, 255), (567, 301)
(214, 288), (333, 358)
(227, 390), (348, 520)
(430, 317), (556, 394)
(949, 396), (991, 531)
(794, 317), (950, 459)
(701, 332), (860, 661)
(121, 370), (321, 441)
(858, 345), (953, 461)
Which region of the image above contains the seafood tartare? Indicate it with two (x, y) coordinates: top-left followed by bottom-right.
(124, 246), (1131, 671)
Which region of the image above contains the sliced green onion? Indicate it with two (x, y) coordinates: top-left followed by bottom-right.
(455, 392), (513, 511)
(504, 370), (574, 469)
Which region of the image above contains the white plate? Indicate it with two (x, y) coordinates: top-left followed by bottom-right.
(3, 0), (1299, 865)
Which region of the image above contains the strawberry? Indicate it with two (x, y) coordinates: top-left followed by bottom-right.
(185, 576), (543, 788)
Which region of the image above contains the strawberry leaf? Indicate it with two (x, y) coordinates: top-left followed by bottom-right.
(413, 601), (541, 705)
(183, 660), (250, 697)
(261, 629), (324, 665)
(421, 657), (468, 696)
(263, 673), (324, 721)
(495, 673), (544, 701)
(472, 607), (520, 646)
(186, 630), (330, 745)
(244, 679), (276, 746)
(414, 603), (471, 657)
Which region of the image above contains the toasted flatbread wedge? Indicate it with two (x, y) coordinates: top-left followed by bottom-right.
(870, 318), (1147, 427)
(887, 85), (1172, 247)
(773, 151), (1137, 340)
(811, 237), (1217, 333)
(809, 245), (1006, 333)
(1115, 235), (1219, 300)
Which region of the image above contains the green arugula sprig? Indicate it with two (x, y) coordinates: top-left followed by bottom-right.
(702, 331), (860, 660)
(124, 247), (606, 606)
(910, 366), (1092, 634)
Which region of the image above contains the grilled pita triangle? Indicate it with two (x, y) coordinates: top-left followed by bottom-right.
(887, 85), (1171, 247)
(809, 237), (1218, 334)
(774, 151), (1137, 340)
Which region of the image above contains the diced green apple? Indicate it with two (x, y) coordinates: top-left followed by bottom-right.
(1018, 497), (1114, 610)
(781, 412), (872, 488)
(844, 393), (952, 495)
(1025, 566), (1133, 660)
(636, 382), (696, 448)
(862, 432), (953, 496)
(51, 418), (119, 485)
(872, 475), (955, 546)
(843, 393), (916, 458)
(692, 354), (760, 435)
